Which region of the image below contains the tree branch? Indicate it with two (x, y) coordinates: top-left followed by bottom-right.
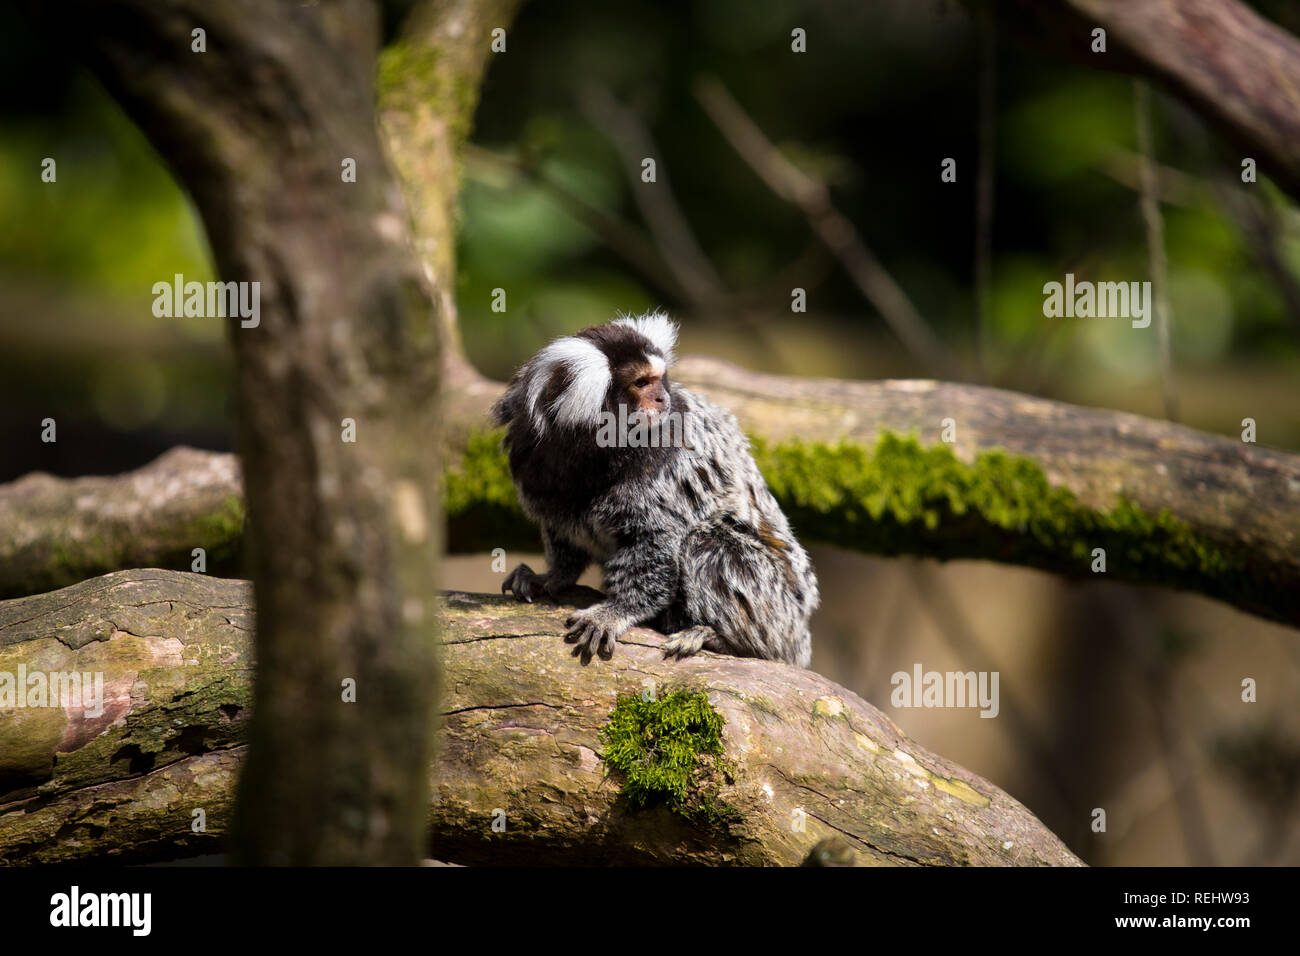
(3, 359), (1297, 627)
(1000, 0), (1300, 200)
(0, 570), (1081, 866)
(378, 0), (526, 385)
(0, 446), (244, 600)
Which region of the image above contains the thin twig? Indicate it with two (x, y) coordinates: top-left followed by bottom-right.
(1141, 665), (1219, 864)
(1103, 586), (1218, 865)
(578, 85), (799, 368)
(693, 75), (964, 380)
(1135, 80), (1179, 421)
(1214, 176), (1300, 338)
(728, 241), (835, 310)
(578, 84), (727, 307)
(462, 143), (692, 303)
(1099, 148), (1205, 208)
(465, 142), (798, 368)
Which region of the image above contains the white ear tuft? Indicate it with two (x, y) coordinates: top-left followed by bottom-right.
(525, 336), (611, 431)
(614, 310), (677, 365)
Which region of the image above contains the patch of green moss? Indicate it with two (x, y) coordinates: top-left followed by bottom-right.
(376, 41), (480, 145)
(182, 493), (245, 564)
(440, 427), (1280, 619)
(443, 429), (535, 551)
(35, 542), (93, 594)
(752, 432), (1266, 608)
(444, 429), (518, 516)
(600, 690), (737, 825)
(376, 43), (442, 108)
(15, 533), (122, 598)
(14, 491), (248, 599)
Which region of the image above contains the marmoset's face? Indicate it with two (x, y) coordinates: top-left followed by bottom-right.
(614, 359), (671, 419)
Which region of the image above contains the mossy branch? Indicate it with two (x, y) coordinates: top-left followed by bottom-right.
(0, 569), (1081, 866)
(4, 358), (1298, 627)
(0, 447), (246, 600)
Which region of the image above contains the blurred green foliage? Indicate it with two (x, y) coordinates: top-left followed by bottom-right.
(0, 76), (212, 296)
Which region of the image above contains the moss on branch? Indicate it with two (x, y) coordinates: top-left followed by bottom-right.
(600, 690), (738, 826)
(441, 427), (1277, 618)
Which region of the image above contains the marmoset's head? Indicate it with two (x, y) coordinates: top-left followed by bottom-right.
(492, 312), (678, 436)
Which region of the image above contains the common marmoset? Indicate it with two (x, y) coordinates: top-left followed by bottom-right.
(491, 313), (818, 667)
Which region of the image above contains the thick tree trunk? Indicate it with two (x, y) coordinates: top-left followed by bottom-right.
(0, 570), (1081, 866)
(42, 0), (449, 863)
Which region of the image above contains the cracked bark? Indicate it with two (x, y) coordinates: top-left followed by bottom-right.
(0, 570), (1080, 866)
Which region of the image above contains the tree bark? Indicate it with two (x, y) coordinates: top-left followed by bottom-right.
(0, 570), (1082, 866)
(43, 0), (447, 863)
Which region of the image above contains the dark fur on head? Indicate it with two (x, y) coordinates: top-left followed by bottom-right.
(492, 312), (818, 667)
